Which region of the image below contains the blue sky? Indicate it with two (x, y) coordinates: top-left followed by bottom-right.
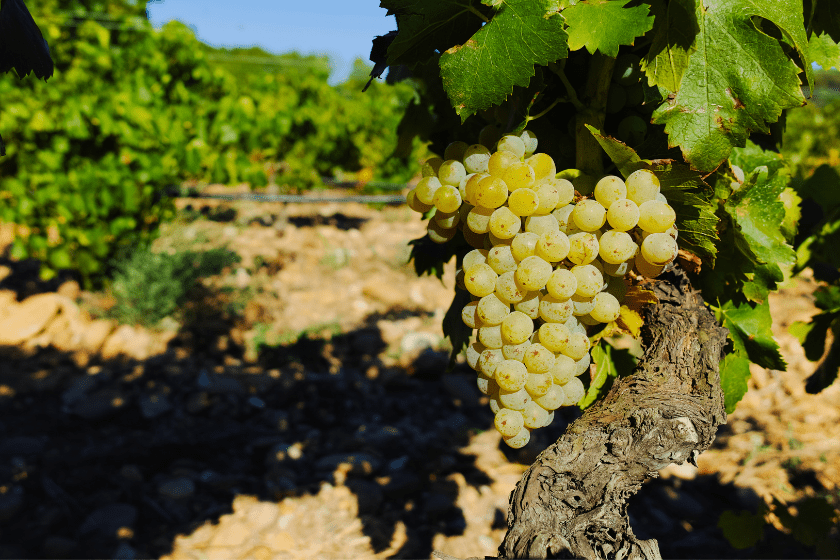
(145, 1), (396, 84)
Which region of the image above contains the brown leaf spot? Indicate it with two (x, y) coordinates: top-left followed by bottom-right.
(726, 88), (745, 109)
(677, 249), (702, 274)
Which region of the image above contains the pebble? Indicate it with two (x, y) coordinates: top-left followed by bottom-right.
(79, 503), (138, 537)
(158, 477), (196, 500)
(0, 293), (60, 344)
(315, 453), (381, 475)
(68, 388), (128, 420)
(0, 485), (24, 522)
(61, 376), (97, 406)
(197, 369), (245, 394)
(442, 373), (479, 402)
(113, 542), (141, 559)
(400, 331), (438, 354)
(138, 393), (173, 419)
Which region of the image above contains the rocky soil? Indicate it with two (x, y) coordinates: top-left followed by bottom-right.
(0, 185), (837, 559)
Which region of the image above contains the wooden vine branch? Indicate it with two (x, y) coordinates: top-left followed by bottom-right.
(493, 268), (729, 560)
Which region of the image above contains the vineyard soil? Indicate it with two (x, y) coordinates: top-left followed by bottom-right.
(0, 186), (837, 559)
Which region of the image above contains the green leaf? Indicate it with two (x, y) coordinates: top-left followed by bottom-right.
(443, 288), (473, 368)
(741, 263), (783, 303)
(439, 0), (569, 121)
(811, 0), (840, 44)
(408, 232), (464, 280)
(716, 299), (786, 371)
(780, 187), (802, 242)
(580, 342), (635, 409)
(586, 125), (645, 177)
(641, 0), (699, 92)
(790, 313), (835, 362)
(718, 509), (766, 549)
(809, 32), (840, 70)
(719, 353), (751, 414)
(563, 0), (655, 58)
(651, 0), (808, 172)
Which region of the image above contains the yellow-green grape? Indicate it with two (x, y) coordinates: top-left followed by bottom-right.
(463, 227), (487, 249)
(594, 175), (627, 208)
(479, 124), (502, 149)
(438, 160), (466, 187)
(550, 354), (576, 385)
(571, 294), (596, 317)
(539, 294), (574, 323)
(487, 245), (517, 275)
(464, 144), (492, 174)
(641, 232), (678, 265)
(497, 134), (527, 159)
(427, 220), (456, 244)
(525, 372), (552, 398)
(591, 292), (621, 323)
(511, 232), (539, 262)
(489, 390), (501, 414)
(571, 264), (604, 298)
(534, 384), (565, 411)
(503, 426), (532, 449)
(574, 352), (591, 376)
(421, 157), (444, 177)
(415, 176), (442, 205)
(606, 198), (640, 231)
(523, 342), (555, 373)
(634, 253), (665, 277)
(567, 232), (600, 265)
(496, 271), (526, 304)
(521, 400), (549, 429)
(520, 129), (539, 156)
(533, 180), (560, 215)
(538, 322), (571, 353)
(535, 230), (570, 262)
(546, 268), (578, 300)
(466, 341), (485, 370)
(625, 169), (661, 204)
(479, 324), (504, 348)
(498, 387), (532, 411)
(503, 340), (531, 361)
(579, 314), (600, 326)
(508, 188), (540, 216)
(666, 224), (678, 240)
(434, 209), (460, 229)
(432, 185), (461, 214)
(475, 176), (509, 209)
(495, 359), (528, 391)
(562, 377), (585, 406)
(515, 255), (553, 291)
(464, 173), (488, 206)
(514, 291), (541, 320)
(460, 200), (474, 221)
(637, 200), (676, 233)
(463, 248), (489, 271)
(464, 263), (498, 297)
(604, 275), (628, 302)
(498, 162), (537, 191)
(477, 371), (499, 396)
(541, 410), (556, 428)
(488, 231), (514, 249)
(500, 311), (534, 345)
(459, 173), (475, 202)
(462, 300), (482, 329)
(477, 292), (510, 325)
(603, 260), (631, 277)
(564, 315), (582, 334)
(466, 205), (494, 234)
(488, 150), (519, 176)
(555, 179), (576, 207)
(406, 189), (433, 213)
(494, 407), (525, 437)
(455, 268), (466, 290)
(489, 206), (521, 239)
(562, 331), (590, 360)
(524, 213), (560, 236)
(526, 152), (555, 181)
(553, 204), (575, 231)
(572, 199), (607, 232)
(444, 141), (469, 162)
(478, 348), (505, 377)
(598, 230), (637, 264)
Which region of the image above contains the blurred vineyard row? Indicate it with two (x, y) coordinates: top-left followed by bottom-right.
(0, 0), (426, 289)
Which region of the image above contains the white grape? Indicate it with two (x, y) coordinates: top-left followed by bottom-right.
(464, 263), (498, 297)
(479, 324), (504, 349)
(524, 213), (560, 236)
(553, 204), (575, 232)
(511, 232), (539, 261)
(463, 144), (491, 174)
(534, 384), (565, 411)
(606, 199), (640, 231)
(550, 354), (576, 385)
(640, 232), (678, 266)
(495, 359), (528, 391)
(571, 264), (604, 298)
(478, 348), (504, 376)
(487, 244), (518, 274)
(494, 408), (525, 437)
(594, 175), (627, 208)
(562, 377), (585, 406)
(477, 293), (510, 325)
(502, 340), (531, 361)
(462, 301), (482, 329)
(590, 292), (621, 323)
(538, 322), (571, 353)
(546, 268), (577, 300)
(572, 199), (607, 231)
(539, 294), (574, 323)
(567, 232), (600, 265)
(466, 341), (485, 370)
(598, 230), (638, 264)
(496, 271), (526, 304)
(625, 169), (660, 204)
(522, 343), (555, 374)
(501, 311), (534, 345)
(463, 248), (489, 271)
(438, 159), (466, 187)
(535, 230), (571, 262)
(498, 387), (532, 410)
(522, 400), (549, 429)
(515, 255), (553, 291)
(514, 291), (541, 320)
(637, 200), (676, 233)
(497, 134), (527, 159)
(574, 352), (591, 376)
(571, 294), (596, 316)
(503, 426), (531, 449)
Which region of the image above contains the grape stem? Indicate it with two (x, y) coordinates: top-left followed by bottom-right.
(550, 61), (585, 112)
(574, 53), (615, 178)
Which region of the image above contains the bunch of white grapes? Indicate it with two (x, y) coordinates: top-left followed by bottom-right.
(406, 130), (679, 448)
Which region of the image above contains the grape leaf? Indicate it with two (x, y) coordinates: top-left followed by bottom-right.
(439, 0), (569, 122)
(719, 353), (750, 414)
(563, 0), (655, 58)
(586, 124), (645, 177)
(641, 0), (699, 92)
(443, 288), (473, 368)
(581, 342), (635, 409)
(715, 299), (786, 371)
(718, 509), (766, 549)
(808, 32), (840, 70)
(651, 0), (810, 172)
(810, 0), (840, 44)
(408, 232), (463, 280)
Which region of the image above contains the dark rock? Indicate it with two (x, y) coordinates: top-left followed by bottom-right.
(354, 424), (401, 447)
(79, 503), (137, 537)
(0, 436), (44, 456)
(157, 477), (196, 500)
(424, 491), (454, 515)
(112, 542), (140, 559)
(138, 392), (173, 419)
(69, 388), (127, 420)
(315, 453), (381, 475)
(388, 455), (410, 472)
(185, 392), (212, 414)
(442, 373), (479, 402)
(42, 536), (77, 557)
(196, 369), (244, 395)
(345, 479), (383, 515)
(61, 376), (97, 406)
(383, 472), (421, 499)
(0, 485), (24, 522)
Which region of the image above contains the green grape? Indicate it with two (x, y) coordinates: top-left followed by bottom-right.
(455, 268), (466, 291)
(579, 314), (599, 327)
(489, 390), (501, 414)
(524, 213), (560, 236)
(561, 331), (589, 360)
(464, 144), (491, 174)
(462, 300), (483, 329)
(604, 275), (628, 301)
(572, 173), (597, 196)
(520, 129), (539, 156)
(508, 188), (540, 216)
(538, 322), (571, 353)
(616, 115), (647, 146)
(553, 204), (575, 232)
(466, 340), (485, 370)
(598, 230), (638, 264)
(594, 175), (627, 209)
(444, 141), (469, 162)
(479, 124), (502, 149)
(535, 230), (571, 262)
(432, 185), (462, 214)
(463, 248), (489, 271)
(475, 176), (509, 209)
(464, 173), (488, 206)
(571, 264), (604, 298)
(514, 291), (541, 320)
(606, 198), (640, 231)
(477, 371), (499, 396)
(497, 134), (527, 159)
(534, 384), (565, 411)
(511, 232), (539, 261)
(522, 400), (549, 429)
(498, 162), (536, 190)
(503, 339), (531, 361)
(526, 152), (555, 181)
(562, 377), (585, 406)
(602, 260), (631, 277)
(498, 387), (532, 411)
(550, 354), (576, 385)
(464, 263), (498, 297)
(427, 220), (457, 244)
(515, 255), (553, 291)
(477, 292), (510, 325)
(554, 179), (576, 207)
(638, 200), (676, 233)
(406, 189), (432, 214)
(567, 232), (600, 265)
(533, 180), (560, 215)
(572, 199), (607, 231)
(625, 169), (660, 204)
(606, 85), (627, 114)
(487, 231), (514, 248)
(415, 176), (442, 205)
(488, 150), (519, 175)
(625, 82), (644, 106)
(539, 294), (574, 323)
(421, 157), (444, 177)
(496, 271), (526, 304)
(546, 268), (577, 300)
(634, 253), (665, 277)
(523, 343), (555, 373)
(458, 174), (472, 206)
(574, 352), (591, 376)
(463, 226), (487, 249)
(494, 407), (525, 437)
(501, 311), (534, 345)
(571, 294), (596, 316)
(503, 426), (531, 449)
(542, 410), (556, 428)
(466, 205), (494, 234)
(487, 245), (517, 275)
(479, 325), (504, 348)
(489, 206), (522, 239)
(613, 53), (642, 86)
(641, 232), (678, 266)
(438, 159), (467, 187)
(478, 348), (505, 377)
(525, 372), (552, 398)
(591, 292), (621, 323)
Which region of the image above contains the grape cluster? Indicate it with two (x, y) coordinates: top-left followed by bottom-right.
(406, 131), (679, 448)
